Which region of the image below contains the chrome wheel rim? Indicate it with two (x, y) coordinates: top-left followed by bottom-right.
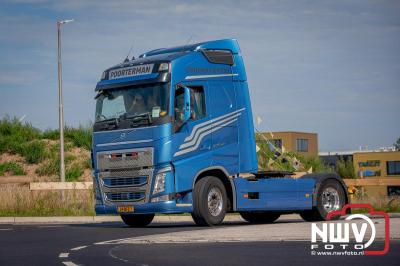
(207, 187), (223, 217)
(322, 187), (340, 212)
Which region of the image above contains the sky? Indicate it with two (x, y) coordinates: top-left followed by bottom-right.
(0, 0), (399, 152)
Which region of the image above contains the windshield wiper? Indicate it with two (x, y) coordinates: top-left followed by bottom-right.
(119, 112), (152, 126)
(95, 117), (119, 130)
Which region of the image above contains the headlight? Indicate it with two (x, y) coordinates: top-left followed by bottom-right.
(153, 172), (166, 195)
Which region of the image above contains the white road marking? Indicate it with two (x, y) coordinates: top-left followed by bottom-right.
(59, 253), (69, 258)
(108, 246), (129, 263)
(94, 217), (397, 245)
(62, 261), (79, 266)
(0, 228), (12, 231)
(71, 245), (87, 251)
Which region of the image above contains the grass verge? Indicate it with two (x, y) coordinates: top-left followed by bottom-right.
(0, 162), (26, 176)
(0, 185), (95, 216)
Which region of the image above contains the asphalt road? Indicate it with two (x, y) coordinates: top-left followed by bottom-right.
(0, 216), (399, 266)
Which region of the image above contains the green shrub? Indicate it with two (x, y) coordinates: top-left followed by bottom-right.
(0, 162), (26, 176)
(0, 117), (47, 163)
(0, 116), (41, 154)
(36, 158), (59, 177)
(65, 155), (75, 163)
(64, 126), (92, 150)
(255, 133), (334, 173)
(299, 154), (333, 173)
(83, 158), (92, 169)
(18, 141), (46, 164)
(36, 154), (82, 179)
(43, 126), (92, 150)
(336, 158), (355, 178)
(66, 163), (83, 182)
(42, 129), (59, 140)
(0, 135), (22, 154)
(0, 116), (41, 141)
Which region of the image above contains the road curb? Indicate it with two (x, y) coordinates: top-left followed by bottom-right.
(0, 215), (245, 224)
(1, 213), (399, 224)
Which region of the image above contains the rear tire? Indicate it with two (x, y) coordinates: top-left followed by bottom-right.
(239, 212), (281, 224)
(191, 176), (227, 226)
(300, 179), (346, 222)
(121, 214), (154, 227)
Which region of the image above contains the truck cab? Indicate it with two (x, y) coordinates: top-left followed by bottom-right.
(92, 39), (348, 226)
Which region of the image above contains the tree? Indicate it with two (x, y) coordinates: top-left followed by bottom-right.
(336, 158), (355, 179)
(394, 137), (400, 151)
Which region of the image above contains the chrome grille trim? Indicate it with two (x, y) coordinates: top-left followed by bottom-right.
(96, 148), (154, 205)
(105, 192), (145, 202)
(97, 148), (153, 170)
(102, 177), (147, 188)
(102, 185), (146, 193)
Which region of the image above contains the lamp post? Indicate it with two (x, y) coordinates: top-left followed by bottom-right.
(57, 19), (74, 183)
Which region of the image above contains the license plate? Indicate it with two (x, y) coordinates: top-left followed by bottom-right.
(117, 205), (134, 213)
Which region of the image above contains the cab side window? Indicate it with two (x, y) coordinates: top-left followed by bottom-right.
(189, 86), (206, 120)
(174, 86), (206, 130)
(174, 87), (185, 124)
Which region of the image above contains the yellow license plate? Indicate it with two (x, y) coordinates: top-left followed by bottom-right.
(117, 205), (134, 213)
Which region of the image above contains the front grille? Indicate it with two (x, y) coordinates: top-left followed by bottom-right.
(96, 149), (153, 204)
(97, 148), (153, 170)
(103, 176), (147, 187)
(105, 192), (145, 202)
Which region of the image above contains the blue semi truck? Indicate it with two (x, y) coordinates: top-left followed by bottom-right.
(92, 39), (348, 226)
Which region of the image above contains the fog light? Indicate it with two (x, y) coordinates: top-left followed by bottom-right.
(151, 195), (170, 202)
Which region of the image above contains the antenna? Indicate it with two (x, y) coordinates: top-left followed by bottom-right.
(181, 35), (193, 52)
(124, 44), (134, 62)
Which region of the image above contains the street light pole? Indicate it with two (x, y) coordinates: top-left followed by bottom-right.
(57, 19), (74, 184)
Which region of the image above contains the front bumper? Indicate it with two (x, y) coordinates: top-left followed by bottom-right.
(95, 200), (193, 215)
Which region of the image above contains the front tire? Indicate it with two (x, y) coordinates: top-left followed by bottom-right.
(121, 214), (155, 227)
(300, 179), (346, 221)
(191, 176), (227, 226)
(239, 212), (281, 224)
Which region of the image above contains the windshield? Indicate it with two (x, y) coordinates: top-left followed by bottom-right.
(95, 83), (170, 123)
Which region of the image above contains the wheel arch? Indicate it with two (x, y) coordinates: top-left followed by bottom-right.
(193, 166), (235, 211)
(300, 173), (349, 207)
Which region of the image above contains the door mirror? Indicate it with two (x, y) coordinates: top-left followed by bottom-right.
(183, 86), (191, 122)
(174, 85), (192, 132)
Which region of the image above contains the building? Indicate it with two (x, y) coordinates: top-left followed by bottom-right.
(319, 151), (354, 168)
(258, 131), (318, 157)
(353, 150), (400, 197)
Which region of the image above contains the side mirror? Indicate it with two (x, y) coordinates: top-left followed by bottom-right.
(183, 86), (191, 122)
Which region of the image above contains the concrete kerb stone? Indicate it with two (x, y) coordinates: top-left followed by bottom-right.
(1, 213), (399, 224)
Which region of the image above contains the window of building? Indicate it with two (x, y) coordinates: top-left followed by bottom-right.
(271, 139), (282, 149)
(296, 139), (308, 152)
(387, 186), (400, 196)
(358, 170), (381, 177)
(358, 160), (380, 167)
(387, 161), (400, 175)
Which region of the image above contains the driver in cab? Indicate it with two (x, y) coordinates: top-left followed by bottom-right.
(128, 94), (147, 114)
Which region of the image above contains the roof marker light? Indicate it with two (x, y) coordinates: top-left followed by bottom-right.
(158, 63), (169, 72)
(101, 71), (106, 80)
